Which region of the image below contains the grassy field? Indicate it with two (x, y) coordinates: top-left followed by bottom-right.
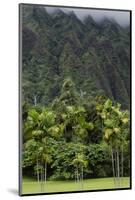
(22, 177), (130, 194)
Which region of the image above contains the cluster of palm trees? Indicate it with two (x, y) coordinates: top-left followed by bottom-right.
(96, 99), (130, 188)
(23, 108), (63, 191)
(22, 79), (130, 192)
(23, 103), (94, 191)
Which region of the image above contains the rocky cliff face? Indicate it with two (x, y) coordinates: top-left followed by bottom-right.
(21, 5), (130, 108)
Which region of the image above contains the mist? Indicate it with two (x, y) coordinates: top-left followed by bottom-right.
(46, 6), (130, 27)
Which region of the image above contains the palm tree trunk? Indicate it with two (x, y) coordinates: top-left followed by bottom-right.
(40, 168), (42, 192)
(44, 162), (47, 183)
(121, 145), (124, 186)
(117, 148), (120, 188)
(40, 166), (44, 192)
(76, 166), (80, 190)
(42, 170), (44, 191)
(75, 170), (77, 183)
(81, 166), (83, 190)
(115, 150), (118, 188)
(111, 148), (116, 188)
(77, 167), (79, 183)
(44, 162), (47, 189)
(36, 156), (40, 183)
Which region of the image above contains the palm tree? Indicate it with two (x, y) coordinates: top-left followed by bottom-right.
(62, 105), (92, 189)
(24, 108), (62, 192)
(97, 99), (130, 188)
(24, 109), (42, 183)
(72, 153), (88, 190)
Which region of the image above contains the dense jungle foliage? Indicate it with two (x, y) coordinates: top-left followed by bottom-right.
(22, 5), (130, 109)
(21, 5), (130, 186)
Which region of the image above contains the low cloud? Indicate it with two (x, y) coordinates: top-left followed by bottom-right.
(46, 6), (130, 27)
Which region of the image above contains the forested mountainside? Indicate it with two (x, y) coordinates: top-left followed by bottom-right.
(22, 5), (130, 108)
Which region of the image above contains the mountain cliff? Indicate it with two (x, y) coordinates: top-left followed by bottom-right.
(21, 5), (130, 108)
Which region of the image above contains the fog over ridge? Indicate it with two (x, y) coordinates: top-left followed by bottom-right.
(45, 6), (130, 27)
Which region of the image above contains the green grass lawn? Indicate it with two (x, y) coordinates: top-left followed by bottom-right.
(22, 177), (130, 194)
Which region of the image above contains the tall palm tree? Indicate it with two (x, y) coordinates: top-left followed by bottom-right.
(24, 108), (62, 192)
(97, 99), (130, 188)
(72, 153), (88, 190)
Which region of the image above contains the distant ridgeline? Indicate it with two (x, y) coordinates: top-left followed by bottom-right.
(22, 5), (130, 108)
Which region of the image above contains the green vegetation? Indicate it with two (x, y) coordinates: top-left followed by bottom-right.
(21, 4), (131, 194)
(22, 79), (130, 193)
(22, 177), (130, 194)
(22, 5), (130, 108)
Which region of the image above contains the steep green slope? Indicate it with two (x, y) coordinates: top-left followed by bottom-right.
(21, 5), (130, 108)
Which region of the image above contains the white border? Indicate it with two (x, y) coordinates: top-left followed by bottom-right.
(0, 0), (134, 199)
